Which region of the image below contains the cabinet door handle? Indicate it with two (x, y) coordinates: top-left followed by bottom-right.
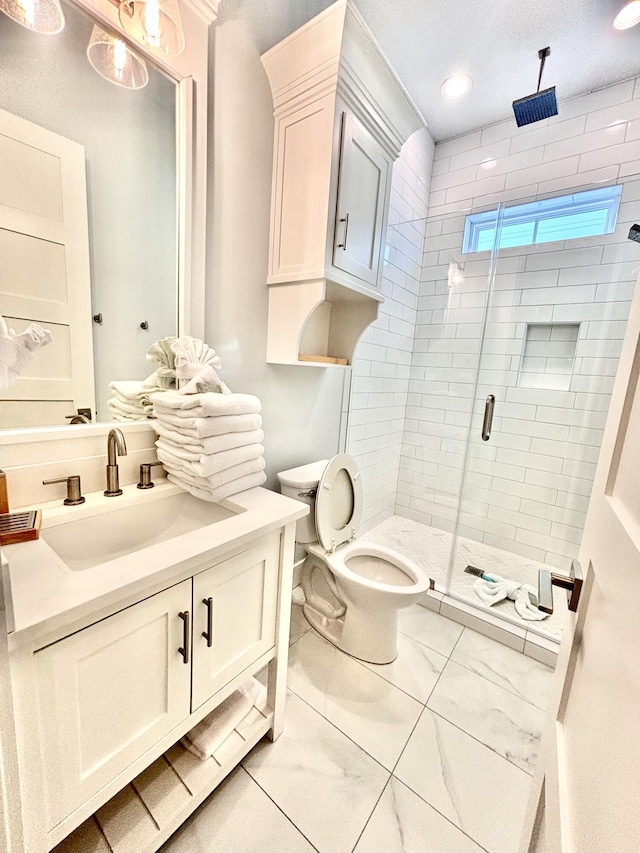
(178, 610), (190, 664)
(337, 213), (349, 250)
(202, 597), (213, 647)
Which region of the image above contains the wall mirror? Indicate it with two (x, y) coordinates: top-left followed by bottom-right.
(0, 0), (180, 429)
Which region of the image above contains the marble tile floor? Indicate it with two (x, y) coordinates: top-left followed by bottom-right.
(364, 515), (565, 639)
(160, 603), (554, 853)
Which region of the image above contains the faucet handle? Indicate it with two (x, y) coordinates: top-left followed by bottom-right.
(43, 475), (85, 506)
(137, 462), (165, 490)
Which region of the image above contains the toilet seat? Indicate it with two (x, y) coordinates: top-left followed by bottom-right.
(315, 454), (363, 552)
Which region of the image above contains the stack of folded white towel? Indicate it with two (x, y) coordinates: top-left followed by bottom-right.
(151, 390), (266, 501)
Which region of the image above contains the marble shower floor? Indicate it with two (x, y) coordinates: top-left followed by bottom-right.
(159, 603), (554, 853)
(364, 515), (565, 639)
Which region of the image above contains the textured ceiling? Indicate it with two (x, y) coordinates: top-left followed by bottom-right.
(353, 0), (640, 140)
(237, 0), (640, 142)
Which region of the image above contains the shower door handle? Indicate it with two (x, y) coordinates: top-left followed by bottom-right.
(481, 394), (495, 441)
(537, 560), (583, 614)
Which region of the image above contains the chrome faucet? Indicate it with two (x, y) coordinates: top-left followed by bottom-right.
(105, 428), (128, 497)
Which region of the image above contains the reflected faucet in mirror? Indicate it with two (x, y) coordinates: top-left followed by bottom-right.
(105, 428), (128, 497)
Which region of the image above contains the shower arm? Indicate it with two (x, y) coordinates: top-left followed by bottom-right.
(536, 47), (551, 94)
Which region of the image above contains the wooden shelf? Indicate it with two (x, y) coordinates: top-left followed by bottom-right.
(51, 700), (273, 853)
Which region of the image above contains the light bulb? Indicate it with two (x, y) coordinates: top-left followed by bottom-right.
(112, 38), (129, 78)
(17, 0), (34, 26)
(613, 0), (640, 29)
(141, 0), (161, 47)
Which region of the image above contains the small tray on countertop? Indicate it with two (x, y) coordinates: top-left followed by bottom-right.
(0, 510), (42, 546)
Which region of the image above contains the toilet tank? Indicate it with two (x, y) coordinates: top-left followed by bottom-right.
(277, 460), (328, 543)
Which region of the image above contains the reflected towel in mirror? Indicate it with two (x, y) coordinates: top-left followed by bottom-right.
(0, 314), (52, 389)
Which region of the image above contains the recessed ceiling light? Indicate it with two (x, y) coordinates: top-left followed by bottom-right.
(441, 74), (472, 100)
(613, 0), (640, 29)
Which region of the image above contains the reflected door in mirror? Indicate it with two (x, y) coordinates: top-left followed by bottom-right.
(0, 110), (95, 428)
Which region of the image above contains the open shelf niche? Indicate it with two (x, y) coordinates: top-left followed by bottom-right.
(266, 278), (381, 366)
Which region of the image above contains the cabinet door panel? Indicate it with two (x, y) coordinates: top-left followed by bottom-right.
(332, 111), (389, 288)
(35, 581), (192, 830)
(192, 533), (280, 710)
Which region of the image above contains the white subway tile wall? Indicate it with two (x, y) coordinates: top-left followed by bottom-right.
(399, 77), (640, 570)
(348, 129), (435, 531)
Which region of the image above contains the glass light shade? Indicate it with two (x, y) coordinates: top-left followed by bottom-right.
(118, 0), (185, 57)
(613, 0), (640, 29)
(0, 0), (64, 33)
(87, 25), (149, 90)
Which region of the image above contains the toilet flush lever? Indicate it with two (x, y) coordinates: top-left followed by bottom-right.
(298, 488), (317, 498)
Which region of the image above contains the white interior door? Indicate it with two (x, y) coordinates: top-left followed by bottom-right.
(520, 269), (640, 852)
(0, 109), (95, 428)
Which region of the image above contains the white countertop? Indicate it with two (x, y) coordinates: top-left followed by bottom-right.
(2, 481), (308, 649)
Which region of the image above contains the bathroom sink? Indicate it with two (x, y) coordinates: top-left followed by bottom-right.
(41, 493), (239, 571)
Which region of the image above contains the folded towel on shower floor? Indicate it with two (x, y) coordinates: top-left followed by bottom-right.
(473, 574), (548, 620)
(152, 390), (261, 417)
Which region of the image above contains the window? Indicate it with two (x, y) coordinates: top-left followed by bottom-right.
(462, 185), (623, 253)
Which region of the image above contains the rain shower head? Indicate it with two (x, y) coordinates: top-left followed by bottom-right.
(512, 47), (558, 127)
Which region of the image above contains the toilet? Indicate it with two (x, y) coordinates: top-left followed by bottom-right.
(277, 454), (430, 664)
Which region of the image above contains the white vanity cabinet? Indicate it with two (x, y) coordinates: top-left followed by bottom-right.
(8, 517), (299, 853)
(36, 580), (193, 832)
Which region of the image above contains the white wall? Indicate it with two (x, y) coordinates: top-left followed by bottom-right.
(399, 77), (640, 569)
(206, 0), (348, 490)
(347, 129), (434, 531)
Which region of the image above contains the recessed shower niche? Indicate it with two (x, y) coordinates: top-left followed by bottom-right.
(518, 323), (580, 391)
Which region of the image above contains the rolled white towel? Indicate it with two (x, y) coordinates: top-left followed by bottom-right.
(181, 678), (264, 760)
(154, 411), (262, 438)
(158, 453), (266, 489)
(152, 390), (261, 416)
(153, 420), (264, 455)
(167, 470), (267, 502)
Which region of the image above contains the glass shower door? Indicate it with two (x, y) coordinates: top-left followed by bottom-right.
(449, 175), (640, 639)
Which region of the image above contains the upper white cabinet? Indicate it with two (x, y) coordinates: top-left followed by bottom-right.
(332, 110), (389, 288)
(261, 0), (425, 367)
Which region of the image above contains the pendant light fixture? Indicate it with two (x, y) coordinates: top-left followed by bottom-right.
(87, 24), (149, 89)
(118, 0), (185, 57)
(0, 0), (64, 33)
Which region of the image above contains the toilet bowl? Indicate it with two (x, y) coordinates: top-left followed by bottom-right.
(277, 454), (430, 664)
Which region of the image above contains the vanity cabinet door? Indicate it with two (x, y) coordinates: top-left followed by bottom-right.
(331, 110), (390, 290)
(35, 580), (192, 831)
(191, 532), (281, 711)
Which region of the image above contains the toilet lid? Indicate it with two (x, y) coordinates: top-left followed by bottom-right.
(315, 454), (363, 551)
